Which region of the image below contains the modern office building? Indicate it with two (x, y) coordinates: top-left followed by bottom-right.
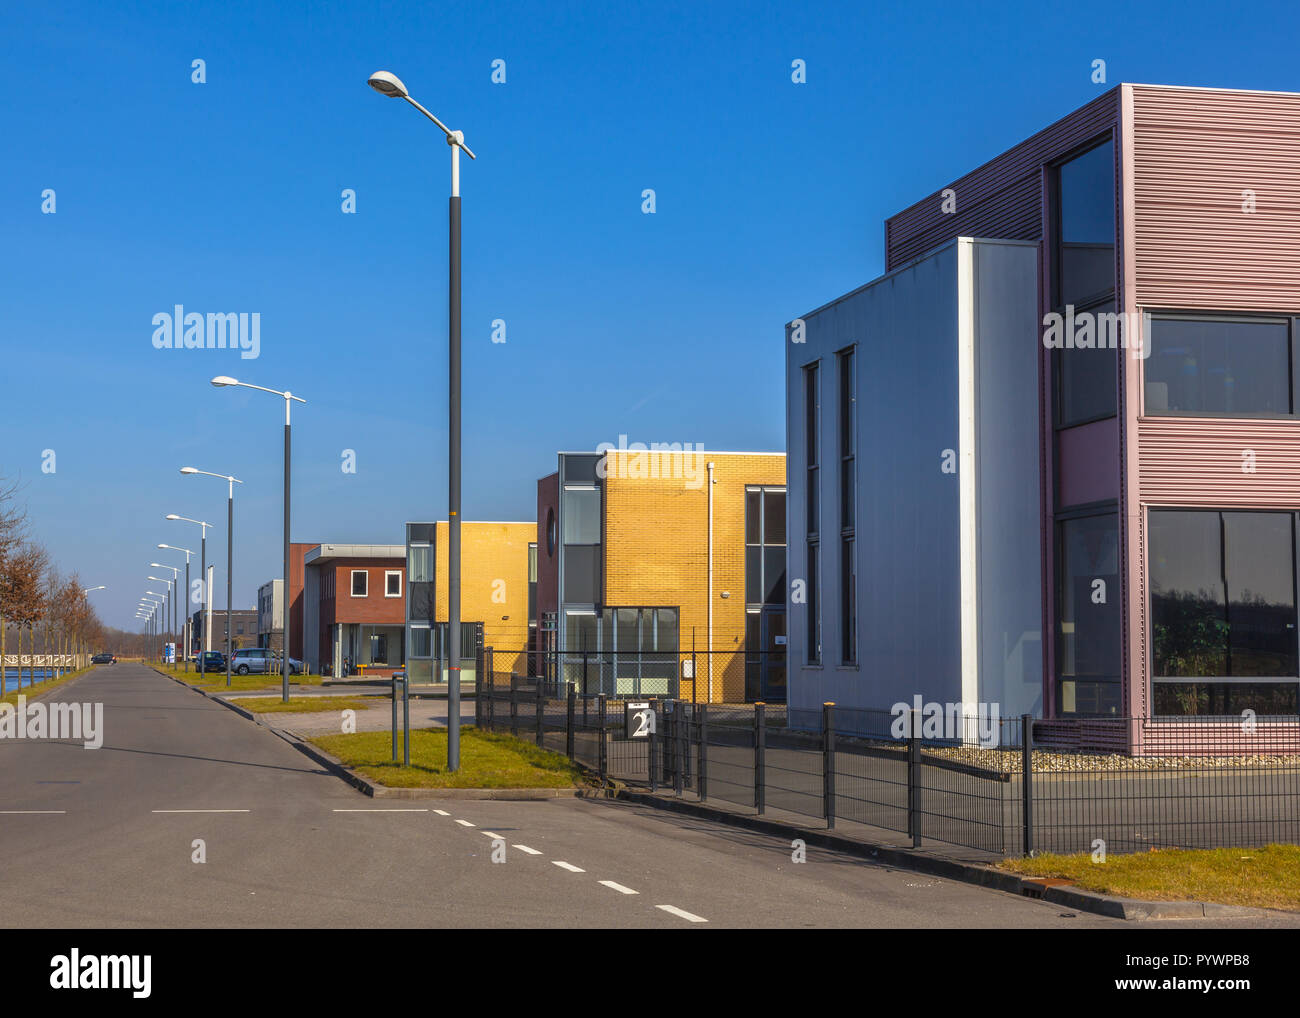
(300, 544), (406, 678)
(256, 578), (284, 654)
(403, 521), (535, 686)
(535, 448), (787, 702)
(190, 608), (258, 655)
(787, 84), (1300, 750)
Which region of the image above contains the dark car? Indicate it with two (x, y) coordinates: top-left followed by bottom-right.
(91, 653), (114, 665)
(197, 651), (226, 674)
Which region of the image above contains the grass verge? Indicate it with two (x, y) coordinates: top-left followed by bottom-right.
(1001, 844), (1300, 911)
(2, 666), (93, 708)
(237, 696), (371, 714)
(158, 664), (324, 693)
(308, 727), (586, 789)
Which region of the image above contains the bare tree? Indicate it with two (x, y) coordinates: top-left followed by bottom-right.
(0, 476), (28, 692)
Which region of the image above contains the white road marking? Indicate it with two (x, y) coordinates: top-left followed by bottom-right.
(331, 808), (428, 813)
(455, 819), (476, 827)
(656, 904), (708, 923)
(432, 809), (450, 816)
(513, 844), (542, 855)
(599, 880), (639, 895)
(0, 810), (66, 814)
(481, 831), (503, 839)
(152, 809), (250, 814)
(552, 861), (585, 873)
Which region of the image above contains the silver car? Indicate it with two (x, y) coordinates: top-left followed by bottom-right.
(230, 647), (303, 675)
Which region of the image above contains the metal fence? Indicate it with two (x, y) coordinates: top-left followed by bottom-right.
(473, 657), (1300, 857)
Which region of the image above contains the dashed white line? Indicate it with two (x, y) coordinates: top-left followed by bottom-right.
(152, 809), (250, 814)
(480, 831), (503, 839)
(551, 861), (585, 873)
(599, 880), (639, 895)
(657, 904), (708, 923)
(331, 808), (428, 813)
(513, 844), (542, 855)
(0, 810), (66, 814)
(432, 809), (450, 816)
(455, 819), (476, 827)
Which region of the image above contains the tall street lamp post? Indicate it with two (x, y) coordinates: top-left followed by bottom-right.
(167, 515), (213, 673)
(210, 377), (305, 703)
(367, 69), (476, 770)
(182, 468), (243, 687)
(158, 545), (194, 669)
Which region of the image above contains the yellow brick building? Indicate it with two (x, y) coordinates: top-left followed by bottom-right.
(535, 449), (787, 703)
(404, 521), (535, 683)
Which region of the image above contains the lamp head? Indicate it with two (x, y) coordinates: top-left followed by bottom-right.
(166, 514), (181, 521)
(180, 467), (198, 475)
(211, 376), (238, 387)
(368, 70), (408, 98)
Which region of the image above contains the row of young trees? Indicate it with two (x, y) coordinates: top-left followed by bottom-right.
(0, 477), (105, 689)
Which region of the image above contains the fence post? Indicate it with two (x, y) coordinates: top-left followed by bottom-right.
(566, 682), (576, 761)
(509, 674), (519, 737)
(535, 676), (545, 747)
(907, 707), (921, 848)
(474, 645), (484, 727)
(674, 699), (685, 797)
(597, 694), (607, 785)
(822, 701), (836, 829)
(1021, 713), (1034, 857)
(649, 700), (658, 793)
(698, 703), (709, 801)
(487, 655), (495, 732)
(755, 702), (766, 815)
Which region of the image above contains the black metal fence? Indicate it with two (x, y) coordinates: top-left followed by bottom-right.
(473, 656), (1300, 858)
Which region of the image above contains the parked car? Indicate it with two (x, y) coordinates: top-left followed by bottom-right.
(197, 650), (226, 674)
(229, 647), (304, 676)
(91, 653), (114, 665)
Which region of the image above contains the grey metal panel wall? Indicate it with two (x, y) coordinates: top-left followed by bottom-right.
(972, 240), (1043, 719)
(786, 243), (962, 720)
(885, 90), (1120, 270)
(1131, 84), (1300, 310)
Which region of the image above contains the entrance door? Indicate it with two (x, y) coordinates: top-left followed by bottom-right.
(760, 608), (787, 702)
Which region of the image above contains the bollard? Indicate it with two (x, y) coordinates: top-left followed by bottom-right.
(391, 676), (400, 763)
(755, 702), (766, 815)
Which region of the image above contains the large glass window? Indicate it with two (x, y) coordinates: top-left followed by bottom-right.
(838, 347), (856, 663)
(1144, 316), (1292, 416)
(562, 486), (601, 544)
(805, 363), (819, 535)
(407, 544), (431, 583)
(745, 486), (787, 608)
(1054, 139), (1117, 427)
(1150, 510), (1299, 717)
(1057, 140), (1115, 309)
(1057, 512), (1121, 715)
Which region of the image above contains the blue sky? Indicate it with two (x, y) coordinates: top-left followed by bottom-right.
(2, 0), (1298, 629)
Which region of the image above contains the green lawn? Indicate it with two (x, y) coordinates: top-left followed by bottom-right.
(309, 727), (587, 789)
(237, 696), (370, 714)
(159, 664), (324, 693)
(1002, 844), (1300, 911)
(2, 666), (92, 708)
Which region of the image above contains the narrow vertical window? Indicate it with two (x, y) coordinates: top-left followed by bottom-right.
(838, 346), (856, 664)
(804, 362), (821, 664)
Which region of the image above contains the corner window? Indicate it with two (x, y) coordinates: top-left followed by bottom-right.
(350, 570), (368, 597)
(1144, 316), (1292, 416)
(385, 570), (402, 598)
(1056, 512), (1121, 715)
(1053, 139), (1117, 428)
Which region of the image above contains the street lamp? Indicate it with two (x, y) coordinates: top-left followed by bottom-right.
(211, 376), (305, 703)
(83, 586), (106, 593)
(142, 594), (164, 659)
(182, 467), (243, 687)
(158, 545), (194, 669)
(367, 69), (476, 771)
(167, 515), (213, 673)
(149, 570), (179, 662)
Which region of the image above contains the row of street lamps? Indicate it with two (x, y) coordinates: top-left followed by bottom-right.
(128, 69), (468, 764)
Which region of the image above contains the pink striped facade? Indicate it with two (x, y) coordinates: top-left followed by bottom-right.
(886, 84), (1300, 751)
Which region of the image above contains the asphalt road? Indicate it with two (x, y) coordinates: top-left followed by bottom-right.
(1, 664), (1294, 929)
